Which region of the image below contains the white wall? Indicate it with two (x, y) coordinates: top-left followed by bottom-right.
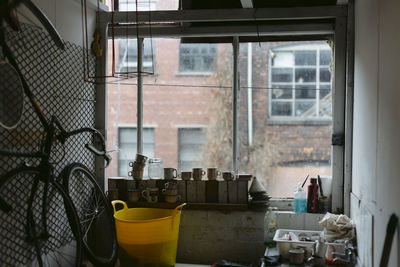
(16, 0), (97, 45)
(352, 0), (400, 266)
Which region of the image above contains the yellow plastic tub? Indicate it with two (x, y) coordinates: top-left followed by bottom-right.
(112, 200), (186, 267)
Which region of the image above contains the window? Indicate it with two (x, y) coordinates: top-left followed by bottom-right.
(178, 128), (207, 171)
(179, 43), (218, 72)
(118, 38), (154, 73)
(118, 128), (154, 177)
(269, 43), (332, 119)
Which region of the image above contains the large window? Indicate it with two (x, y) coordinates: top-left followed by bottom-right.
(269, 43), (332, 119)
(178, 128), (207, 171)
(118, 128), (155, 177)
(118, 39), (154, 73)
(179, 43), (218, 72)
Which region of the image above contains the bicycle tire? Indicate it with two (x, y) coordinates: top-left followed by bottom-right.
(62, 163), (118, 267)
(0, 167), (82, 267)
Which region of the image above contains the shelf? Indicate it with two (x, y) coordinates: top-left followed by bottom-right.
(123, 201), (253, 212)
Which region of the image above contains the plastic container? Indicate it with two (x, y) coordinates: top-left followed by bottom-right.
(112, 200), (186, 267)
(294, 185), (307, 213)
(273, 229), (322, 260)
(264, 207), (277, 247)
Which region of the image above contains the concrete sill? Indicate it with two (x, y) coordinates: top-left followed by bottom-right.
(124, 201), (268, 212)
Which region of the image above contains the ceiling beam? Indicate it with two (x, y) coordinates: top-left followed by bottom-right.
(240, 0), (253, 8)
(109, 23), (334, 38)
(99, 5), (347, 24)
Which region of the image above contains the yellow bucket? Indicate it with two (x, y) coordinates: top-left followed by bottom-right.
(112, 200), (186, 267)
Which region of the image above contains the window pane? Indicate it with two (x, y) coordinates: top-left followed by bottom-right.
(179, 44), (217, 72)
(320, 68), (331, 82)
(271, 101), (292, 116)
(271, 68), (292, 82)
(295, 51), (316, 66)
(320, 84), (332, 99)
(295, 68), (316, 83)
(117, 128), (154, 177)
(320, 50), (332, 65)
(271, 84), (292, 99)
(117, 38), (154, 72)
(272, 51), (294, 67)
(179, 128), (206, 170)
(295, 101), (316, 117)
(295, 85), (316, 99)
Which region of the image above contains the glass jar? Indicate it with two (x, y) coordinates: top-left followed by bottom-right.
(148, 158), (163, 179)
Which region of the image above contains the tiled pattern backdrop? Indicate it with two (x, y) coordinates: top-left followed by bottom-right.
(0, 24), (96, 265)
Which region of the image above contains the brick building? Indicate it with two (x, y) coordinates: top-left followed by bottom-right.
(106, 1), (333, 197)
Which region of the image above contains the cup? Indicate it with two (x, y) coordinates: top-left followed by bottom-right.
(222, 171), (235, 181)
(127, 189), (140, 202)
(164, 168), (178, 180)
(135, 153), (148, 164)
(165, 194), (181, 203)
(162, 188), (178, 195)
(128, 169), (144, 180)
(207, 168), (221, 180)
(164, 181), (178, 190)
(192, 168), (205, 181)
(179, 171), (192, 181)
(142, 187), (159, 203)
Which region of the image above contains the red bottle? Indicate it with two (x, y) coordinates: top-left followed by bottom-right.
(307, 178), (319, 213)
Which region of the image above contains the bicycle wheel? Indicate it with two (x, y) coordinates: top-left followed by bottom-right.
(0, 167), (82, 267)
(62, 163), (118, 267)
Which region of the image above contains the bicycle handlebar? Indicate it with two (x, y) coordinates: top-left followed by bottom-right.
(54, 118), (112, 166)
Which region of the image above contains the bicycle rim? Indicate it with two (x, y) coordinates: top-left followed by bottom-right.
(0, 167), (82, 267)
(62, 163), (118, 267)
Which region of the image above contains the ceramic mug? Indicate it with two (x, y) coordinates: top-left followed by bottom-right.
(127, 189), (140, 202)
(207, 168), (221, 180)
(164, 168), (178, 180)
(128, 169), (144, 180)
(192, 168), (205, 180)
(222, 171), (235, 181)
(164, 182), (178, 190)
(179, 171), (192, 181)
(162, 188), (178, 195)
(135, 153), (148, 164)
(142, 187), (159, 203)
(165, 194), (181, 203)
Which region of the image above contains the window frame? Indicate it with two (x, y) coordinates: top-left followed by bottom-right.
(96, 6), (351, 214)
(268, 43), (333, 123)
(178, 43), (218, 73)
(117, 126), (155, 177)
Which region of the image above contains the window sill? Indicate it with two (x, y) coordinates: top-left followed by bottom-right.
(267, 118), (332, 126)
(174, 72), (214, 77)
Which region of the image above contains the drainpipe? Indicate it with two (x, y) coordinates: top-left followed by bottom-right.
(232, 37), (239, 173)
(247, 43), (253, 146)
(137, 37), (143, 154)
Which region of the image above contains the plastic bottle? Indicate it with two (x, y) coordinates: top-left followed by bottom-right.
(264, 207), (277, 247)
(307, 178), (319, 213)
(294, 184), (307, 213)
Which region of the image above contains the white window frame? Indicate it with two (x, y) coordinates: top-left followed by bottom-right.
(268, 43), (333, 122)
(96, 6), (351, 214)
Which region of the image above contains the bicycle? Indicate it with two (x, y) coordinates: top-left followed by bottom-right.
(0, 1), (118, 266)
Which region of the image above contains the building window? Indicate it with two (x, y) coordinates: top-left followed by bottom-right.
(269, 43), (332, 120)
(118, 38), (154, 73)
(179, 43), (217, 72)
(178, 128), (206, 171)
(118, 127), (155, 177)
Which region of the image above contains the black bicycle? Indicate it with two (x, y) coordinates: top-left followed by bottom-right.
(0, 1), (118, 266)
